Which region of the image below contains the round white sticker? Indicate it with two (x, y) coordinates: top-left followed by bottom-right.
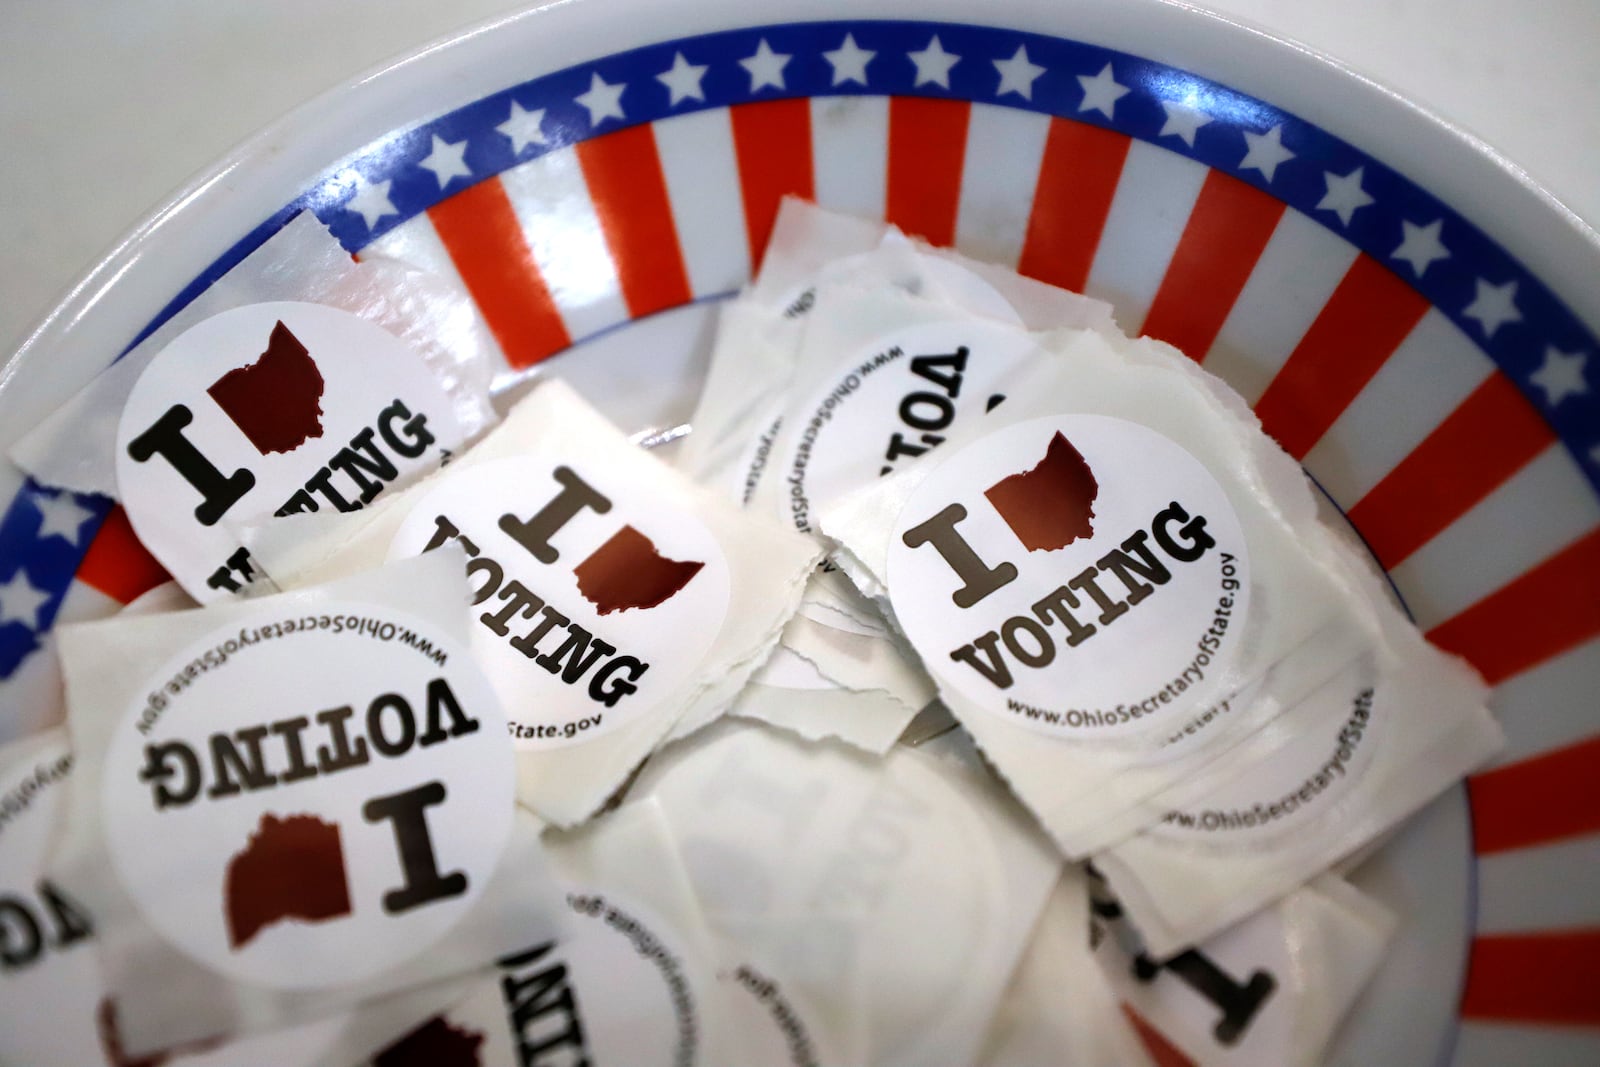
(887, 414), (1251, 740)
(772, 320), (1038, 537)
(1153, 664), (1382, 845)
(0, 737), (108, 1067)
(1095, 875), (1294, 1059)
(115, 302), (463, 603)
(720, 959), (829, 1067)
(102, 600), (514, 990)
(858, 755), (1001, 1058)
(1155, 676), (1266, 761)
(389, 457), (732, 749)
(560, 888), (707, 1067)
(384, 887), (709, 1067)
(731, 412), (784, 509)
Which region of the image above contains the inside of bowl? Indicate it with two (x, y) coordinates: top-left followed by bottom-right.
(2, 15), (1596, 1065)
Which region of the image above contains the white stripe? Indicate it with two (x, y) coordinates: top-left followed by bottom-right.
(1201, 207), (1360, 406)
(654, 108), (751, 297)
(1453, 1022), (1600, 1067)
(1303, 310), (1494, 507)
(1083, 140), (1207, 336)
(498, 148), (629, 341)
(952, 103), (1050, 267)
(809, 95), (888, 225)
(1476, 835), (1600, 934)
(1487, 636), (1600, 766)
(55, 579), (121, 624)
(363, 211), (458, 278)
(1387, 444), (1600, 629)
(359, 212), (509, 366)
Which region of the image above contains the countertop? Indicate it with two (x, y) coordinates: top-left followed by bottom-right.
(1, 0), (1596, 362)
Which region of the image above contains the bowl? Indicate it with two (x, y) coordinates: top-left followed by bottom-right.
(0, 1), (1595, 1063)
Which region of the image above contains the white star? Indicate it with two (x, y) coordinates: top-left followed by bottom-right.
(657, 52), (708, 106)
(33, 493), (94, 546)
(1239, 124), (1295, 182)
(1158, 100), (1211, 147)
(416, 135), (472, 190)
(1463, 279), (1522, 339)
(1317, 166), (1375, 227)
(496, 101), (547, 154)
(0, 571), (50, 632)
(1075, 63), (1129, 119)
(993, 45), (1046, 100)
(1392, 218), (1450, 277)
(343, 175), (398, 230)
(575, 72), (626, 127)
(908, 35), (961, 88)
(823, 34), (875, 87)
(1529, 347), (1589, 406)
(740, 39), (791, 93)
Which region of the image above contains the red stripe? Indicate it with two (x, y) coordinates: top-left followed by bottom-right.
(428, 178), (570, 370)
(1427, 526), (1600, 685)
(729, 99), (814, 270)
(1123, 1006), (1197, 1067)
(1460, 929), (1600, 1026)
(885, 97), (971, 247)
(1252, 254), (1430, 458)
(1140, 171), (1284, 361)
(575, 124), (693, 318)
(76, 506), (170, 604)
(1016, 119), (1131, 293)
(1347, 374), (1556, 569)
(1469, 734), (1600, 854)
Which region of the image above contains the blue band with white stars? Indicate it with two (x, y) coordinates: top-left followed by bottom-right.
(1, 18), (1593, 682)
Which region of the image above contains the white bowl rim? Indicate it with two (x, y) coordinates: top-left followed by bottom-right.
(2, 0), (1598, 451)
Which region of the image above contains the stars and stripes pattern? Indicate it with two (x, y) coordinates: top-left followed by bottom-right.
(0, 485), (108, 676)
(292, 24), (1593, 469)
(0, 489), (169, 718)
(0, 20), (1595, 1056)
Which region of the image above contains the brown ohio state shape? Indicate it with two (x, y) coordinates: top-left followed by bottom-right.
(374, 1015), (485, 1067)
(224, 812), (353, 949)
(206, 320), (327, 455)
(574, 525), (705, 615)
(984, 431), (1100, 552)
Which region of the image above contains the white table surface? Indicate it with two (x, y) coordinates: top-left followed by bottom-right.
(1, 0), (1596, 364)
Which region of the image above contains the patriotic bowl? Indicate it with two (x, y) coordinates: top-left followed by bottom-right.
(1, 1), (1595, 1062)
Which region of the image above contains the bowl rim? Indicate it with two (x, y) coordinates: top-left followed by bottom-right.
(2, 0), (1597, 452)
(0, 4), (1588, 1061)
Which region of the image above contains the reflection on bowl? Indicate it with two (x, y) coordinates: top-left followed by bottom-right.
(0, 6), (1596, 1065)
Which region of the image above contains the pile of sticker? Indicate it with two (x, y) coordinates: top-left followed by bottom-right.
(0, 198), (1503, 1067)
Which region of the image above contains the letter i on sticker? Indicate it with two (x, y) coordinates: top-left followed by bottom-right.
(498, 466), (706, 614)
(139, 678), (486, 952)
(127, 321), (327, 526)
(901, 432), (1100, 607)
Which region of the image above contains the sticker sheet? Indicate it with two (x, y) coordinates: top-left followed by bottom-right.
(44, 551), (562, 1055)
(247, 379), (821, 826)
